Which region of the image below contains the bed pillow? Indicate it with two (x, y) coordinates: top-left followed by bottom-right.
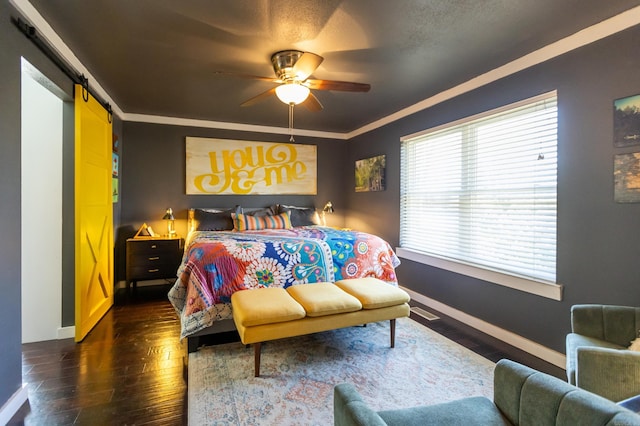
(232, 211), (292, 231)
(242, 205), (278, 217)
(277, 204), (318, 227)
(193, 206), (240, 231)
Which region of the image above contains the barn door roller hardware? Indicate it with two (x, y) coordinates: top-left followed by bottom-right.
(11, 16), (113, 122)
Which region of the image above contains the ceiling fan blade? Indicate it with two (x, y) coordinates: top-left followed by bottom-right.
(214, 71), (280, 83)
(305, 78), (370, 92)
(292, 52), (323, 81)
(240, 87), (277, 107)
(302, 92), (323, 112)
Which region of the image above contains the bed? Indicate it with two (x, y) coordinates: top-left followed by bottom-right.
(168, 205), (401, 352)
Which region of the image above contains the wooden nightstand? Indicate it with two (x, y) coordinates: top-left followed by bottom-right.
(126, 237), (184, 289)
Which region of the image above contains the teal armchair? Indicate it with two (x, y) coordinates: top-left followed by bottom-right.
(566, 304), (640, 402)
(334, 359), (640, 425)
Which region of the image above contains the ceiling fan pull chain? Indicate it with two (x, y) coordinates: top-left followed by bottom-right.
(289, 103), (295, 142)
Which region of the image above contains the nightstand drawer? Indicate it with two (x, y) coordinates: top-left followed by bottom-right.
(128, 263), (179, 281)
(127, 239), (179, 256)
(128, 253), (180, 270)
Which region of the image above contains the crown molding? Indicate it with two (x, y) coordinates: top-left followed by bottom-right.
(13, 1), (640, 140)
(122, 113), (348, 140)
(345, 5), (640, 139)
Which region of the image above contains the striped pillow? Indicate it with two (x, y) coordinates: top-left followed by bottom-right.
(231, 211), (292, 231)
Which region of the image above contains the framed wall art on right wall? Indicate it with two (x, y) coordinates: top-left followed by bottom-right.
(614, 152), (640, 203)
(614, 94), (640, 148)
(355, 154), (386, 192)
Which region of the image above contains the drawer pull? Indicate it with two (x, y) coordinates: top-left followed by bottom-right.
(151, 244), (157, 249)
(148, 269), (160, 273)
(148, 256), (160, 261)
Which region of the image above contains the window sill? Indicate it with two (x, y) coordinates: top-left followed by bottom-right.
(396, 247), (563, 301)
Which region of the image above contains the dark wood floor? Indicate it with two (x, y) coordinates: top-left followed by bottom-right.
(10, 284), (187, 426)
(9, 284), (564, 425)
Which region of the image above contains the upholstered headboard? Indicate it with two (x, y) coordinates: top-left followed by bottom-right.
(187, 205), (319, 234)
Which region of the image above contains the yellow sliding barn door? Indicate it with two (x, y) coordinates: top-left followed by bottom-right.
(74, 84), (114, 342)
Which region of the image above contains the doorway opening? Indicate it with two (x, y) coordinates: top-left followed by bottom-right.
(20, 57), (69, 343)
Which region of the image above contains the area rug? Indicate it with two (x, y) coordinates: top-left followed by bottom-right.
(188, 317), (495, 425)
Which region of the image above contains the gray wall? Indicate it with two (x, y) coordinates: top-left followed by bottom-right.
(117, 122), (348, 280)
(0, 1), (23, 406)
(1, 2), (125, 406)
(0, 0), (75, 408)
(346, 25), (640, 353)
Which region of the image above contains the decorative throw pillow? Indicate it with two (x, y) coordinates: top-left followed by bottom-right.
(629, 338), (640, 351)
(193, 206), (240, 231)
(276, 204), (318, 227)
(232, 211), (292, 231)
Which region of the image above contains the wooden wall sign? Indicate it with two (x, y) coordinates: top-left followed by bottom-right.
(186, 137), (317, 195)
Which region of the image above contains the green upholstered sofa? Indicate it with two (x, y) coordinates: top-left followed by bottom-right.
(334, 359), (640, 426)
(566, 304), (640, 402)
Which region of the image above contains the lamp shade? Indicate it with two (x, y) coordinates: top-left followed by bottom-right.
(162, 207), (175, 220)
(275, 83), (310, 105)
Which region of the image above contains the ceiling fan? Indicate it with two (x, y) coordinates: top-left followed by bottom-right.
(217, 50), (371, 111)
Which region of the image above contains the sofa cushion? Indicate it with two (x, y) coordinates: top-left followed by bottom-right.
(377, 396), (509, 426)
(335, 278), (410, 309)
(287, 283), (362, 317)
(231, 288), (305, 327)
(575, 347), (640, 402)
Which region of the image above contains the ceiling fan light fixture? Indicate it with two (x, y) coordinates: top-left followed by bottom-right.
(275, 83), (310, 105)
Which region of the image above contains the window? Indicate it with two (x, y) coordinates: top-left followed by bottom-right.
(399, 92), (559, 298)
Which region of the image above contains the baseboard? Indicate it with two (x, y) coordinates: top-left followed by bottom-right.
(57, 326), (75, 339)
(401, 286), (567, 369)
(0, 383), (28, 425)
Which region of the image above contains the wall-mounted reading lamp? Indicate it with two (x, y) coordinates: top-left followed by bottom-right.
(322, 201), (334, 227)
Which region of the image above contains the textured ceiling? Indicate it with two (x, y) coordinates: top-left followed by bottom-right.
(22, 0), (640, 133)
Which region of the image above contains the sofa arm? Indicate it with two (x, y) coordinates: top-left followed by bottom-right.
(334, 384), (387, 426)
(566, 332), (625, 385)
(577, 346), (640, 402)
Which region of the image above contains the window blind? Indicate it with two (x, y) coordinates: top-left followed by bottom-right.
(400, 92), (558, 283)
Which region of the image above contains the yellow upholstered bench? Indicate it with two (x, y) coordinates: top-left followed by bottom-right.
(231, 278), (410, 376)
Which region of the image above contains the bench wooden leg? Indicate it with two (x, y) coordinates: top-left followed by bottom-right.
(254, 342), (261, 377)
(390, 319), (396, 348)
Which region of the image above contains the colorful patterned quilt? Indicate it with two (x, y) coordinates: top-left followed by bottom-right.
(168, 226), (400, 338)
